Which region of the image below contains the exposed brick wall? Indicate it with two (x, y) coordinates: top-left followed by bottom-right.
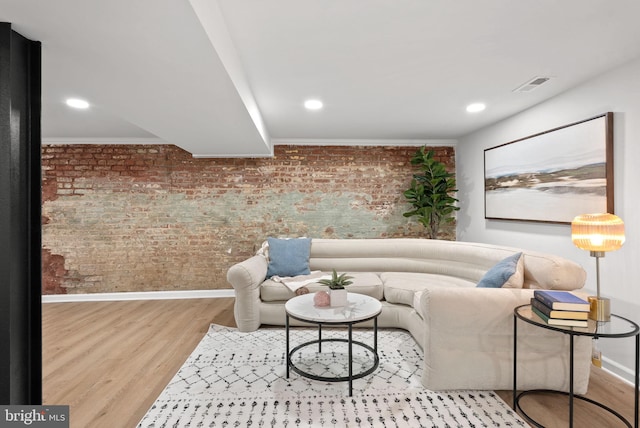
(41, 144), (456, 294)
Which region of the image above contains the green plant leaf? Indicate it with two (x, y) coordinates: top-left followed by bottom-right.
(318, 269), (353, 289)
(402, 147), (459, 238)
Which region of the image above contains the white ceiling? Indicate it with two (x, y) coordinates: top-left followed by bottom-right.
(2, 0), (640, 157)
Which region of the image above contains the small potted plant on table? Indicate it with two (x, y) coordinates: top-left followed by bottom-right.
(318, 269), (353, 307)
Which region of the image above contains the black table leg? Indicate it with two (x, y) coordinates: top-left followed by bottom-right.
(374, 316), (378, 353)
(570, 335), (574, 427)
(635, 334), (639, 428)
(348, 324), (353, 396)
(513, 314), (517, 409)
(286, 314), (290, 378)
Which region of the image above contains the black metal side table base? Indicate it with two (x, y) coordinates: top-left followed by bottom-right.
(288, 338), (379, 384)
(513, 305), (639, 428)
(285, 314), (379, 396)
(515, 389), (633, 428)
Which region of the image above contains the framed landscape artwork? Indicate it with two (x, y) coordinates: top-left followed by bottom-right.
(484, 113), (613, 224)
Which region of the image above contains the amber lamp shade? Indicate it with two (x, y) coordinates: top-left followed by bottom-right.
(571, 213), (625, 255)
(571, 213), (625, 322)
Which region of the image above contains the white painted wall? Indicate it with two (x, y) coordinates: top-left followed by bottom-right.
(457, 57), (640, 383)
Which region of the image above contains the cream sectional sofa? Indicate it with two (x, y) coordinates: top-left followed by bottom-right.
(227, 238), (592, 393)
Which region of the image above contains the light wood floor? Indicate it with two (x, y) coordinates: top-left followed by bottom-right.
(43, 299), (636, 428)
(43, 298), (236, 428)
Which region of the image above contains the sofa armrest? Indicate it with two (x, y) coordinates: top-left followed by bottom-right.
(227, 255), (268, 292)
(227, 255), (268, 332)
(421, 287), (533, 333)
(420, 287), (591, 392)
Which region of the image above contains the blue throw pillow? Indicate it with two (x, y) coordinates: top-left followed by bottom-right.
(266, 237), (312, 278)
(476, 252), (523, 288)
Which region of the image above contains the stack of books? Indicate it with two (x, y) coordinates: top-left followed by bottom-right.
(531, 290), (590, 327)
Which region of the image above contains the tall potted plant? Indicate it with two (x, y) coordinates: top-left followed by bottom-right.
(403, 147), (459, 239)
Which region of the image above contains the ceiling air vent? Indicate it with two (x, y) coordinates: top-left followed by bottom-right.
(513, 76), (551, 93)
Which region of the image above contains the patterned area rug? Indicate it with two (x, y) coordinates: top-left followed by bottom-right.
(138, 324), (528, 427)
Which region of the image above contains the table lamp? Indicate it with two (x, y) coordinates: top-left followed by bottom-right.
(571, 213), (625, 321)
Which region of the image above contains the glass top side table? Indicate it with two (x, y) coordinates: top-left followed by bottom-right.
(513, 304), (639, 427)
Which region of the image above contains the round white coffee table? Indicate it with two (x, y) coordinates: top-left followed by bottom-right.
(284, 292), (382, 396)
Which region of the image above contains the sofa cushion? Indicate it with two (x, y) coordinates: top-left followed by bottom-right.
(413, 290), (425, 319)
(266, 237), (311, 278)
(381, 272), (476, 306)
(476, 252), (524, 289)
(260, 272), (384, 302)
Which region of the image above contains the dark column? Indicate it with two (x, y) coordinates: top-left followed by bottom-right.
(0, 22), (42, 405)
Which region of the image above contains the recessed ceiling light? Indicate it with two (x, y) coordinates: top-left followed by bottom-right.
(66, 98), (90, 109)
(304, 99), (323, 110)
(466, 103), (486, 113)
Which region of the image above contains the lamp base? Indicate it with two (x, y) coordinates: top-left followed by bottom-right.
(588, 296), (611, 322)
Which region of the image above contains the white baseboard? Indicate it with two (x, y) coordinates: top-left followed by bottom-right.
(602, 356), (636, 387)
(42, 289), (235, 303)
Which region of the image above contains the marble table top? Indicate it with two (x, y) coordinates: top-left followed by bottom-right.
(285, 292), (382, 323)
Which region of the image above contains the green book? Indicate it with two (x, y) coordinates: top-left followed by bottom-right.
(531, 298), (589, 320)
(531, 306), (588, 328)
